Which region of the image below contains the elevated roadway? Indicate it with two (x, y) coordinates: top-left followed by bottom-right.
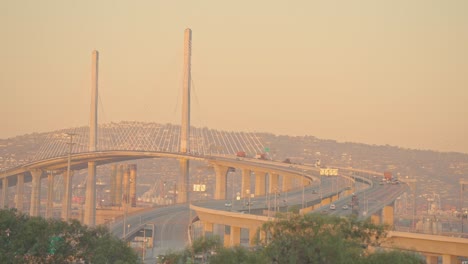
(0, 151), (315, 187)
(0, 151), (206, 183)
(5, 150), (463, 262)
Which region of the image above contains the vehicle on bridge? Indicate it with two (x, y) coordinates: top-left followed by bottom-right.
(236, 151), (246, 158)
(384, 171), (393, 181)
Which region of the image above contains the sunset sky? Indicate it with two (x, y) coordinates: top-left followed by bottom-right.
(1, 0), (467, 153)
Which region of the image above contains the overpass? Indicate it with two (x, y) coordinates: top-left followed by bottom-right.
(187, 167), (468, 263)
(0, 148), (330, 233)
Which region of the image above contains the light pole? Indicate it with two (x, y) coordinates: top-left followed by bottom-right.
(64, 132), (76, 221)
(122, 194), (129, 239)
(302, 171), (305, 209)
(267, 191), (271, 218)
(246, 189), (251, 214)
(319, 171), (323, 206)
(274, 189), (277, 214)
(275, 190), (280, 213)
(141, 225), (147, 261)
(461, 179), (467, 234)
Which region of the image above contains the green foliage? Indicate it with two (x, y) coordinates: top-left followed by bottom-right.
(209, 246), (268, 264)
(257, 213), (387, 264)
(157, 250), (186, 264)
(362, 250), (424, 264)
(191, 235), (222, 255)
(287, 204), (301, 214)
(148, 213), (424, 264)
(0, 208), (139, 263)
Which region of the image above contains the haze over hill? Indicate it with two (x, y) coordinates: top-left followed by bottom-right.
(2, 1), (468, 153)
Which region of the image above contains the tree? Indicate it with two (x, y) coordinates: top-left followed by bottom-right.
(209, 246), (268, 264)
(152, 213), (424, 264)
(256, 213), (421, 264)
(0, 208), (139, 263)
(361, 250), (424, 264)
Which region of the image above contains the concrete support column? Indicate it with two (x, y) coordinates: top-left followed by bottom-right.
(382, 204), (394, 226)
(282, 175), (292, 192)
(230, 226), (241, 246)
(249, 228), (257, 246)
(110, 164), (117, 206)
(254, 171), (266, 196)
(441, 254), (457, 264)
(122, 165), (129, 203)
(129, 164), (137, 207)
(16, 173), (24, 212)
(425, 255), (438, 264)
(84, 161), (96, 226)
(259, 230), (267, 244)
(29, 169), (43, 217)
(269, 173), (279, 194)
(203, 222), (214, 237)
(224, 226), (231, 247)
(177, 159), (189, 203)
(1, 177), (8, 208)
(115, 164), (123, 205)
(61, 170), (73, 221)
(241, 169), (251, 198)
(371, 212), (381, 225)
(213, 164), (228, 200)
(45, 173), (54, 218)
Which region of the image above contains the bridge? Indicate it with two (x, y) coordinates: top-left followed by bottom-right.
(1, 28), (467, 263)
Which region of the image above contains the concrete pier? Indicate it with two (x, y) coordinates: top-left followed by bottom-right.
(15, 173), (24, 212)
(29, 169), (43, 217)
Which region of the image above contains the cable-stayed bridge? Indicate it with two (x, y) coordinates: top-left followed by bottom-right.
(31, 122), (266, 162)
(1, 28), (467, 262)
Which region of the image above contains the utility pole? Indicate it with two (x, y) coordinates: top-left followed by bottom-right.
(142, 225), (146, 261)
(62, 132), (76, 221)
(246, 189), (251, 214)
(302, 170), (305, 209)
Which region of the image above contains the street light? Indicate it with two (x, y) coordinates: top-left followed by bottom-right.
(302, 170), (305, 209)
(139, 225), (148, 261)
(319, 171), (323, 207)
(64, 132), (76, 221)
(461, 179), (467, 235)
(246, 189), (251, 214)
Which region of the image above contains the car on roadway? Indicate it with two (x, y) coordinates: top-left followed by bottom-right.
(224, 202), (232, 207)
(342, 205), (349, 210)
(330, 204), (336, 210)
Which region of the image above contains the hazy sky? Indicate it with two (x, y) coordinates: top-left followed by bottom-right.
(1, 0), (467, 153)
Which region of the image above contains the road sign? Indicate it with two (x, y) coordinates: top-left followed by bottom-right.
(48, 236), (63, 255)
(320, 168), (339, 176)
(193, 184), (206, 192)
